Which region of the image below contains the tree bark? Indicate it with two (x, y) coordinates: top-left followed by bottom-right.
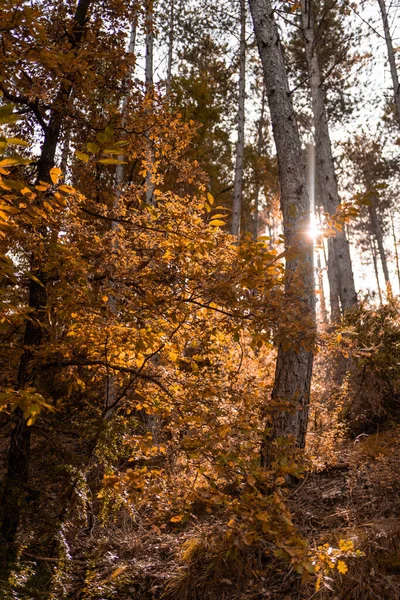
(253, 85), (266, 240)
(248, 0), (315, 453)
(0, 0), (92, 555)
(377, 0), (400, 126)
(166, 0), (175, 96)
(231, 0), (246, 237)
(145, 0), (155, 205)
(316, 250), (328, 325)
(369, 197), (391, 293)
(301, 0), (357, 316)
(370, 237), (383, 305)
(390, 211), (400, 292)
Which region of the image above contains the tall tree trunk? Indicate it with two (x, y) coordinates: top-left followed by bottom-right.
(145, 0), (155, 205)
(253, 85), (266, 240)
(231, 0), (246, 237)
(249, 0), (315, 453)
(0, 0), (92, 557)
(166, 0), (174, 96)
(302, 0), (357, 316)
(390, 211), (400, 292)
(377, 0), (400, 125)
(369, 197), (391, 293)
(370, 237), (383, 305)
(316, 250), (329, 325)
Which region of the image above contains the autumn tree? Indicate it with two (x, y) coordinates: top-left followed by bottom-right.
(300, 0), (357, 318)
(249, 0), (316, 452)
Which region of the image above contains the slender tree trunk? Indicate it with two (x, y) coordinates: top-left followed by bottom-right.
(145, 0), (155, 205)
(316, 250), (329, 325)
(377, 0), (400, 125)
(370, 237), (383, 305)
(302, 0), (357, 316)
(390, 211), (400, 292)
(369, 198), (391, 292)
(166, 0), (174, 96)
(0, 0), (92, 556)
(249, 0), (316, 452)
(115, 19), (137, 203)
(231, 0), (246, 237)
(253, 86), (266, 240)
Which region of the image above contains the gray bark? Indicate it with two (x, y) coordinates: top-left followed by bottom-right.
(391, 211), (400, 291)
(145, 0), (155, 205)
(302, 0), (357, 316)
(115, 18), (137, 202)
(369, 198), (391, 289)
(370, 237), (383, 305)
(231, 0), (246, 237)
(377, 0), (400, 126)
(166, 0), (175, 95)
(253, 86), (266, 240)
(316, 251), (328, 325)
(249, 0), (315, 451)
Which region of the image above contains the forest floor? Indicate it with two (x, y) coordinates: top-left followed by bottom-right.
(71, 426), (400, 600)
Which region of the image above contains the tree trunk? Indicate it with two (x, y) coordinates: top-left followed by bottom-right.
(145, 0), (155, 205)
(369, 197), (391, 293)
(316, 250), (328, 325)
(302, 0), (357, 316)
(231, 0), (246, 237)
(0, 0), (92, 556)
(166, 0), (175, 96)
(253, 86), (266, 240)
(390, 211), (400, 292)
(370, 237), (383, 305)
(377, 0), (400, 126)
(249, 0), (315, 453)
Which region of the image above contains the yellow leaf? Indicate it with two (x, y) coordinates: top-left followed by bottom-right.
(87, 142), (99, 154)
(170, 514), (184, 523)
(58, 184), (74, 193)
(110, 566), (127, 580)
(102, 295), (109, 302)
(50, 167), (62, 184)
(0, 157), (31, 167)
(337, 560), (348, 574)
(339, 539), (354, 552)
(207, 192), (214, 205)
(43, 201), (54, 212)
(6, 137), (29, 147)
(255, 512), (269, 522)
(75, 150), (89, 162)
(209, 220), (225, 227)
(98, 158), (127, 165)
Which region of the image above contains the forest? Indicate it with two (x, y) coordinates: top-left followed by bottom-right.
(0, 0), (400, 598)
